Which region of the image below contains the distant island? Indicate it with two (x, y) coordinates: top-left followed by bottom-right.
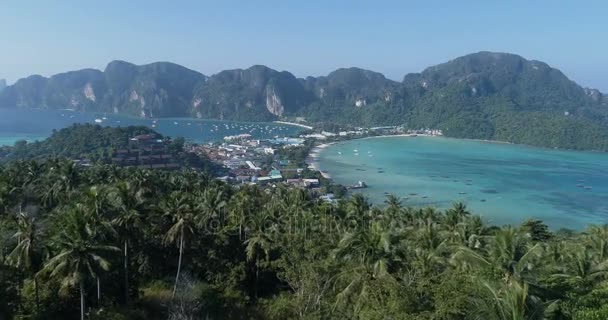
(1, 51), (608, 151)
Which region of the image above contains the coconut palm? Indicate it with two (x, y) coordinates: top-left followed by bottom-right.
(39, 206), (119, 320)
(332, 221), (404, 312)
(161, 191), (195, 298)
(80, 186), (117, 306)
(470, 279), (553, 320)
(584, 225), (608, 261)
(451, 227), (543, 284)
(445, 202), (471, 232)
(195, 187), (226, 233)
(111, 181), (147, 304)
(244, 209), (275, 299)
(6, 209), (44, 313)
(228, 187), (257, 240)
(550, 245), (608, 291)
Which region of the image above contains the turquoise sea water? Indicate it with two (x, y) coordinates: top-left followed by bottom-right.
(318, 136), (608, 230)
(0, 108), (303, 146)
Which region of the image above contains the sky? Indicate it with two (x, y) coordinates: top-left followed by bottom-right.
(1, 0), (607, 90)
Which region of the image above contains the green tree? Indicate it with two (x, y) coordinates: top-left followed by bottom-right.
(161, 191), (195, 298)
(39, 206), (119, 320)
(6, 209), (44, 314)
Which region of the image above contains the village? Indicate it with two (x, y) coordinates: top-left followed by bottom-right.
(178, 124), (444, 201)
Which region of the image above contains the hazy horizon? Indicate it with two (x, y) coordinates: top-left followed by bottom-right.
(2, 1), (607, 91)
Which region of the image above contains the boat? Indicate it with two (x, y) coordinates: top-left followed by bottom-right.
(459, 192), (467, 195)
(94, 118), (103, 123)
(584, 186), (593, 190)
(347, 181), (367, 189)
(174, 121), (178, 125)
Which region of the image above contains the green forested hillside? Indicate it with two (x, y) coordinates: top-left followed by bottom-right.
(0, 124), (157, 161)
(1, 161), (608, 319)
(1, 52), (607, 150)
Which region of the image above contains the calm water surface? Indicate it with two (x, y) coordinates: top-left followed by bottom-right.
(0, 108), (302, 145)
(318, 136), (608, 230)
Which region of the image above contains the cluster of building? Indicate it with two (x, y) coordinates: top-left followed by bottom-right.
(185, 135), (322, 189)
(110, 134), (181, 169)
(406, 128), (444, 136)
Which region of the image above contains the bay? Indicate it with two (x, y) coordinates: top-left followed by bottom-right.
(318, 136), (608, 230)
(0, 108), (303, 146)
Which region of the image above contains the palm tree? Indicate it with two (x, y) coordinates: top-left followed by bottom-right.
(445, 202), (471, 231)
(39, 206), (119, 320)
(161, 191), (195, 298)
(42, 159), (81, 206)
(6, 209), (43, 313)
(471, 279), (553, 320)
(195, 187), (226, 233)
(384, 194), (404, 230)
(451, 227), (543, 284)
(550, 245), (608, 291)
(332, 221), (404, 312)
(228, 188), (256, 240)
(244, 209), (275, 299)
(80, 187), (117, 306)
(584, 225), (608, 261)
(111, 181), (147, 304)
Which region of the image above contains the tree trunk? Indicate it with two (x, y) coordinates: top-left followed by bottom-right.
(80, 280), (85, 320)
(34, 277), (40, 314)
(254, 261), (259, 300)
(97, 276), (101, 307)
(124, 239), (130, 305)
(172, 230), (184, 299)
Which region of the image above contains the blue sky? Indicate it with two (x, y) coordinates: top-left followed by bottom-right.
(1, 0), (607, 90)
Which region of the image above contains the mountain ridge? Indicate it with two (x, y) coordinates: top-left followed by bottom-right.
(1, 51), (608, 150)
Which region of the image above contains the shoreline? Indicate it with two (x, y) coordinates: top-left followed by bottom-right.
(306, 142), (336, 179)
(306, 134), (428, 179)
(273, 121), (314, 130)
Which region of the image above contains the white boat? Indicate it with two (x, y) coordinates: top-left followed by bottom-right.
(94, 119), (103, 123)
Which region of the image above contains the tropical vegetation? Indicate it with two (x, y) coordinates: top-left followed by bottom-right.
(1, 160), (608, 319)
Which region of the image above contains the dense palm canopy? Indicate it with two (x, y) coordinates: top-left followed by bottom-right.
(1, 160), (608, 319)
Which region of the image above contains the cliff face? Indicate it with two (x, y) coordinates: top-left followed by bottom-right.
(0, 62), (206, 117)
(0, 52), (606, 127)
